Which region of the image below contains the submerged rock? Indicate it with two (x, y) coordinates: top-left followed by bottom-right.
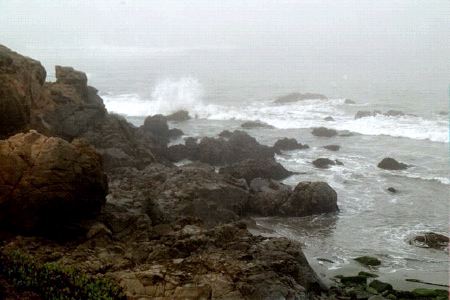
(324, 116), (335, 121)
(409, 232), (449, 250)
(312, 158), (336, 169)
(241, 120), (275, 129)
(344, 99), (356, 104)
(279, 182), (338, 216)
(311, 127), (338, 137)
(387, 187), (398, 193)
(272, 137), (309, 152)
(368, 280), (393, 293)
(377, 157), (408, 170)
(219, 159), (294, 183)
(274, 92), (327, 104)
(354, 256), (381, 267)
(166, 110), (191, 122)
(323, 144), (340, 151)
(0, 130), (107, 234)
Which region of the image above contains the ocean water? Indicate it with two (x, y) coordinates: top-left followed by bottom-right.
(33, 47), (449, 289)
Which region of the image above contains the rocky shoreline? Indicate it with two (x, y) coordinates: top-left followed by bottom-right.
(0, 45), (448, 299)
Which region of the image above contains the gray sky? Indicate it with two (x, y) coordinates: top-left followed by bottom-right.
(1, 0), (449, 54)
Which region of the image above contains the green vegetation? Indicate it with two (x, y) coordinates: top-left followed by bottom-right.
(0, 250), (126, 300)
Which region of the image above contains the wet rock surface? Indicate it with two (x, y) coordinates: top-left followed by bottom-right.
(273, 137), (309, 152)
(409, 232), (449, 250)
(377, 157), (408, 170)
(240, 120), (275, 129)
(219, 158), (295, 183)
(311, 127), (338, 137)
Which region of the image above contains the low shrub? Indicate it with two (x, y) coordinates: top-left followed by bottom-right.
(0, 250), (125, 300)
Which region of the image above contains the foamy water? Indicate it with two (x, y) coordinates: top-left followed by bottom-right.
(102, 78), (449, 143)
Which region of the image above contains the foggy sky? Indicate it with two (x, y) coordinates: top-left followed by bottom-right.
(1, 0), (449, 76)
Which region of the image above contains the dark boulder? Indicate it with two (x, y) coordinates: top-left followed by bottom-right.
(274, 92), (327, 104)
(0, 130), (107, 234)
(196, 130), (275, 165)
(273, 138), (309, 153)
(409, 232), (449, 250)
(241, 120), (275, 129)
(168, 128), (184, 139)
(218, 130), (233, 138)
(278, 182), (338, 216)
(219, 159), (294, 183)
(140, 114), (170, 144)
(143, 165), (251, 226)
(323, 144), (340, 151)
(324, 116), (335, 121)
(166, 110), (191, 122)
(311, 127), (338, 137)
(354, 256), (381, 267)
(387, 187), (397, 193)
(377, 157), (408, 170)
(312, 158), (336, 169)
(247, 178), (292, 216)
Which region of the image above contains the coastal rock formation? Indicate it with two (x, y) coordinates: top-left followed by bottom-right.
(0, 130), (107, 234)
(279, 182), (338, 216)
(311, 127), (338, 137)
(274, 92), (327, 104)
(409, 232), (449, 250)
(247, 178), (292, 216)
(377, 157), (408, 170)
(0, 45), (46, 138)
(166, 110), (191, 122)
(323, 144), (340, 151)
(166, 130), (275, 165)
(312, 158), (342, 169)
(272, 137), (309, 152)
(241, 120), (275, 129)
(2, 221), (319, 299)
(355, 110), (408, 119)
(219, 158), (294, 183)
(33, 66), (107, 140)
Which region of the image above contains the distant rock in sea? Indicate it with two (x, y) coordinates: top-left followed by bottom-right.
(274, 92), (328, 104)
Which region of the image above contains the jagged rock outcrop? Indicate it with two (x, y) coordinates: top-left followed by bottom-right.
(0, 45), (46, 138)
(33, 66), (107, 140)
(0, 130), (107, 234)
(219, 159), (294, 183)
(273, 137), (309, 152)
(274, 92), (327, 104)
(166, 130), (275, 165)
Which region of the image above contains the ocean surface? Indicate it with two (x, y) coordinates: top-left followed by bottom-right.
(30, 47), (449, 289)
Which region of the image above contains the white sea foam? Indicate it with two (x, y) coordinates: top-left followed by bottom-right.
(102, 77), (203, 116)
(102, 80), (449, 143)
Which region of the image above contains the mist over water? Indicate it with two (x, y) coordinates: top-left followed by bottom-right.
(1, 0), (449, 290)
